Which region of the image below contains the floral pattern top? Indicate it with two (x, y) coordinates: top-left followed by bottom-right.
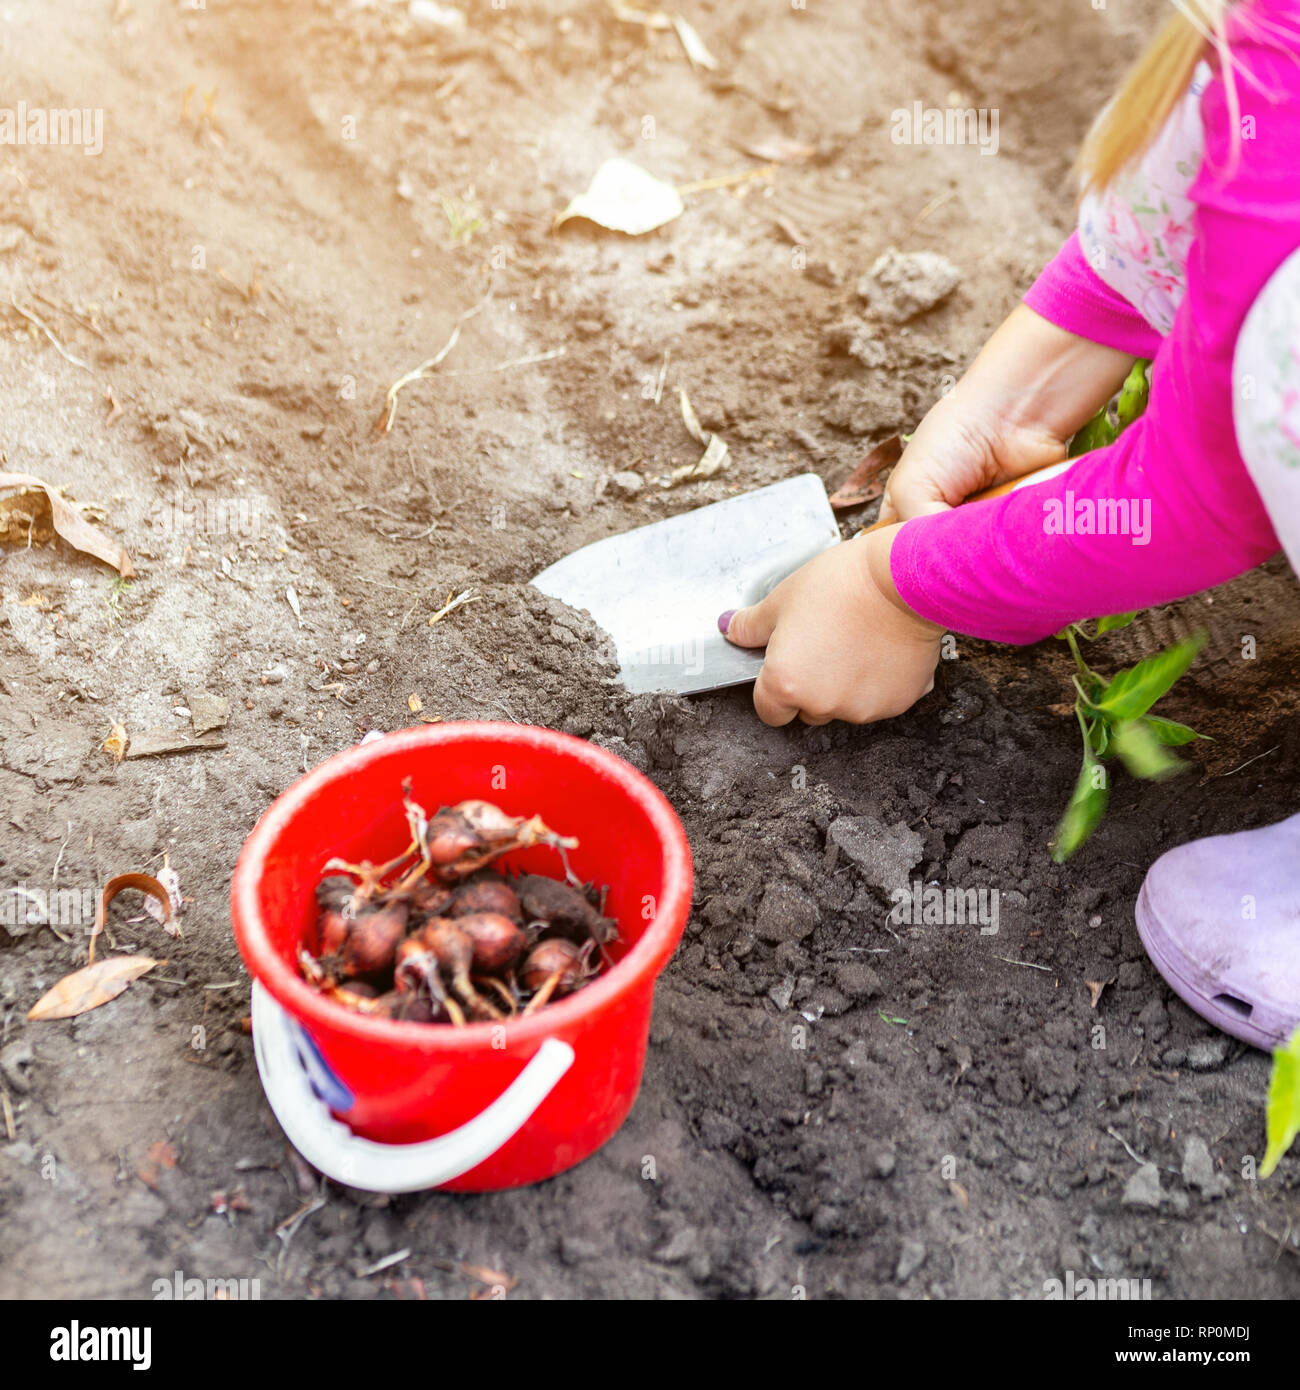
(1077, 61), (1213, 335)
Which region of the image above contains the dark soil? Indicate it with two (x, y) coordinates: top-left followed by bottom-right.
(1, 0), (1297, 1300)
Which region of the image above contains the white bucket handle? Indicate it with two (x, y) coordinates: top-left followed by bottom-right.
(250, 981), (575, 1193)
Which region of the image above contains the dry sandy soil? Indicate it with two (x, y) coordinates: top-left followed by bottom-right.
(1, 0), (1298, 1300)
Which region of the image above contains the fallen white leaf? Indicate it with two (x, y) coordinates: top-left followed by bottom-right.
(144, 855), (184, 939)
(554, 158), (684, 237)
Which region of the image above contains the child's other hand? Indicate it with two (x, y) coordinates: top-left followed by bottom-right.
(876, 304), (1137, 524)
(876, 388), (1067, 524)
(720, 525), (943, 727)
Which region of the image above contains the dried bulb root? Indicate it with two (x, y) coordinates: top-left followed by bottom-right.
(302, 793), (610, 1025)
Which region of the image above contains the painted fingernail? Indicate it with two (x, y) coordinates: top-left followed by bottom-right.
(717, 609), (736, 634)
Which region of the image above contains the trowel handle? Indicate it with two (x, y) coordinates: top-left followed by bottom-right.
(863, 456), (1074, 532)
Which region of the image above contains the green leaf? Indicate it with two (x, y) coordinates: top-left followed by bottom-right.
(1052, 753), (1109, 863)
(1116, 359), (1151, 430)
(1068, 405), (1117, 458)
(1110, 718), (1182, 781)
(1087, 718), (1109, 758)
(1261, 1026), (1300, 1178)
(1090, 631), (1206, 721)
(1094, 611), (1138, 635)
(1144, 715), (1207, 746)
(1065, 359), (1150, 461)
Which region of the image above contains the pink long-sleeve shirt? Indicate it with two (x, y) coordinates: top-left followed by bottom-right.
(890, 3), (1300, 644)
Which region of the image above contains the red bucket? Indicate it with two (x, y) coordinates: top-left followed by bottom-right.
(231, 722), (692, 1191)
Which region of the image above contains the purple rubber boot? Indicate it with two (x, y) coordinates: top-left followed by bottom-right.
(1135, 811), (1300, 1051)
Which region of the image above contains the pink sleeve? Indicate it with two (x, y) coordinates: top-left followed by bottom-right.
(890, 29), (1298, 645)
(1023, 230), (1163, 359)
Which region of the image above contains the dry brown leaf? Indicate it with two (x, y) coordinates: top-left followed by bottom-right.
(136, 1139), (178, 1190)
(0, 471), (133, 577)
(385, 1277), (427, 1300)
(408, 693), (423, 713)
(828, 435), (902, 511)
(89, 872), (178, 964)
(460, 1263), (518, 1290)
(1086, 978), (1113, 1009)
(102, 723), (128, 762)
(27, 955), (160, 1021)
(948, 1180), (970, 1210)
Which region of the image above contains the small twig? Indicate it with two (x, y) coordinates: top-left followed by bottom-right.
(1257, 1222), (1300, 1262)
(908, 189), (956, 231)
(357, 1248), (411, 1277)
(376, 281), (494, 434)
(677, 164), (775, 196)
(994, 955), (1052, 972)
(31, 291), (106, 340)
(1210, 745), (1279, 779)
(1105, 1126), (1146, 1166)
(275, 1195), (325, 1243)
(427, 587), (480, 627)
(51, 821), (72, 883)
(440, 346), (566, 376)
(1, 1088), (15, 1141)
(8, 293), (94, 373)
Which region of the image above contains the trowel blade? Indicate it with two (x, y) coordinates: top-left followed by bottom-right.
(531, 474), (842, 695)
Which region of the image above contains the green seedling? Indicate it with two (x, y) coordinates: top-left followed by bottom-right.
(102, 576), (133, 625)
(1262, 1025), (1300, 1177)
(441, 193), (484, 246)
(1052, 618), (1208, 862)
(1050, 359), (1210, 862)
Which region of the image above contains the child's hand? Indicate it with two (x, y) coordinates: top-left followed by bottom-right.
(720, 525), (943, 726)
(876, 389), (1067, 524)
(877, 303), (1136, 524)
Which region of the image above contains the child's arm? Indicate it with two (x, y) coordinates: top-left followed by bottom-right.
(890, 34), (1297, 644)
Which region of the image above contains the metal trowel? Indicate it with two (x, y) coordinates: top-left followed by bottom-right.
(531, 457), (1074, 697)
(531, 474), (841, 695)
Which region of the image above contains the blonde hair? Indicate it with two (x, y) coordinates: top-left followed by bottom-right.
(1077, 1), (1236, 195)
